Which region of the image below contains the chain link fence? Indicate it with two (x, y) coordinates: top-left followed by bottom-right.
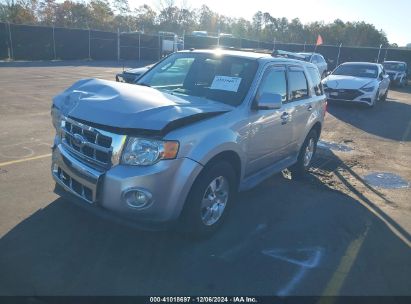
(1, 22), (411, 70)
(0, 22), (159, 61)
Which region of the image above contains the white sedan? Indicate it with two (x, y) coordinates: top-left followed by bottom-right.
(322, 62), (390, 107)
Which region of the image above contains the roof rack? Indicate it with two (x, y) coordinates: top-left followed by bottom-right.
(271, 50), (307, 60)
(212, 47), (309, 61)
(213, 46), (273, 54)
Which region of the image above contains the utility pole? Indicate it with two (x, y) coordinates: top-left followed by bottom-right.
(336, 43), (342, 67)
(117, 28), (120, 62)
(8, 23), (14, 60)
(377, 44), (383, 63)
(52, 25), (57, 60)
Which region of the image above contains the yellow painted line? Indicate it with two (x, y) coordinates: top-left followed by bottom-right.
(318, 223), (370, 302)
(402, 120), (411, 141)
(0, 153), (51, 167)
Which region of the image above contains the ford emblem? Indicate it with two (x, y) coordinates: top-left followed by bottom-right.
(72, 133), (87, 148)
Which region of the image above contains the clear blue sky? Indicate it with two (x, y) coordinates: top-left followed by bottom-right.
(130, 0), (410, 46)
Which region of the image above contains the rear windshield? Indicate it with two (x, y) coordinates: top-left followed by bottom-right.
(333, 64), (378, 78)
(383, 62), (406, 71)
(137, 52), (258, 106)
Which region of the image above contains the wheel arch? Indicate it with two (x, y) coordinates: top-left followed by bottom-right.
(200, 150), (242, 189)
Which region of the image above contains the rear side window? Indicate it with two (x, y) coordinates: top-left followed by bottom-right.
(307, 67), (323, 96)
(257, 66), (287, 102)
(288, 67), (309, 100)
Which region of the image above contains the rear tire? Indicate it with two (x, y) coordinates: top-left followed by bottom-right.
(290, 129), (318, 179)
(380, 89), (388, 101)
(178, 161), (237, 238)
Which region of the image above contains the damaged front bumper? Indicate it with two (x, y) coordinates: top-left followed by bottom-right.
(51, 142), (203, 228)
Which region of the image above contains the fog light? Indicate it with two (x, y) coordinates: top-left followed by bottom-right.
(123, 188), (152, 209)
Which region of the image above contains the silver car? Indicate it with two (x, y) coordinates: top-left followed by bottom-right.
(298, 52), (328, 78)
(51, 49), (327, 237)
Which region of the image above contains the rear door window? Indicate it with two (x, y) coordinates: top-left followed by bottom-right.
(307, 67), (323, 96)
(287, 67), (309, 101)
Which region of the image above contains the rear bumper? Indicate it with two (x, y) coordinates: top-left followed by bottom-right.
(52, 144), (203, 227)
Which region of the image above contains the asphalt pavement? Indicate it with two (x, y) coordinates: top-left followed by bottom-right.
(0, 61), (410, 296)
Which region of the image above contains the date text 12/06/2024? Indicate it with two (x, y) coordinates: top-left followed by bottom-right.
(149, 297), (258, 303)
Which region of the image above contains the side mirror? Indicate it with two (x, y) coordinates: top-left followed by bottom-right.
(325, 71), (331, 77)
(255, 93), (283, 110)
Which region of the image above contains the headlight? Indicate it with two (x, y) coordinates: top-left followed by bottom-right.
(51, 106), (62, 130)
(121, 137), (179, 166)
(360, 84), (375, 92)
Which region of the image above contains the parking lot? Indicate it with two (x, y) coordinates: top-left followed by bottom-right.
(0, 61), (410, 296)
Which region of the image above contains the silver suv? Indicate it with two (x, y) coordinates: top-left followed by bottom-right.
(51, 49), (327, 237)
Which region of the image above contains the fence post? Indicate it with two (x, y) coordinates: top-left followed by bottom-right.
(117, 28), (120, 61)
(7, 23), (14, 60)
(52, 25), (57, 60)
(384, 48), (388, 61)
(158, 34), (161, 60)
(336, 43), (342, 66)
(138, 33), (141, 61)
(88, 28), (91, 60)
(377, 44), (382, 63)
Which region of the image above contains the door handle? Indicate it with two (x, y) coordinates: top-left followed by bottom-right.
(307, 105), (313, 111)
(281, 112), (289, 124)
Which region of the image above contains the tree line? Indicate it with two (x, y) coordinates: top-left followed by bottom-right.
(0, 0), (393, 47)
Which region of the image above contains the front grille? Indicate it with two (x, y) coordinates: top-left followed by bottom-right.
(325, 88), (363, 100)
(56, 167), (93, 203)
(61, 117), (126, 169)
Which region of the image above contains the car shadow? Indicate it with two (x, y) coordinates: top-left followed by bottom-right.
(0, 155), (410, 296)
(327, 97), (411, 142)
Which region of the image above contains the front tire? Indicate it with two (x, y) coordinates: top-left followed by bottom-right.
(178, 161), (237, 238)
(368, 91), (379, 107)
(290, 129), (318, 179)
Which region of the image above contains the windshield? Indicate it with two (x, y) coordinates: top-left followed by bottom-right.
(333, 64), (378, 78)
(383, 62), (406, 71)
(137, 52), (258, 106)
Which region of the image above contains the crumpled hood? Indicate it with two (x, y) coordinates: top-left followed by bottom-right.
(124, 66), (150, 75)
(323, 75), (375, 89)
(53, 78), (233, 134)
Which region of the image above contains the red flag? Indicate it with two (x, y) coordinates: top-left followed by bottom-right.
(316, 35), (323, 46)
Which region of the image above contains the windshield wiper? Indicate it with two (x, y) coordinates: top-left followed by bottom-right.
(137, 82), (151, 87)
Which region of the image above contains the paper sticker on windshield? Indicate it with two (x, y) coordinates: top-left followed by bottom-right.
(210, 76), (242, 92)
(365, 69), (376, 74)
